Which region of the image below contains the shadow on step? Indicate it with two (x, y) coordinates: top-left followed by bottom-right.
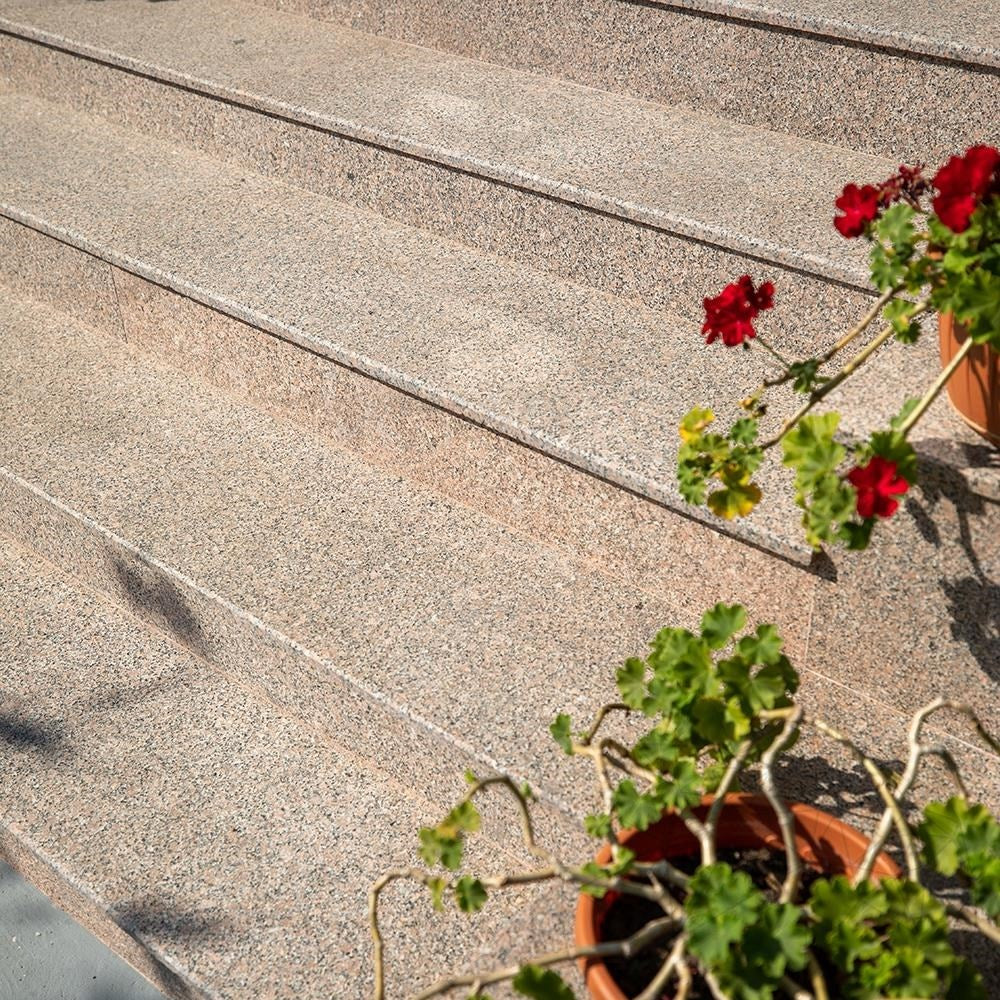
(113, 897), (230, 945)
(109, 554), (210, 660)
(908, 439), (1000, 686)
(0, 712), (66, 756)
(765, 751), (905, 825)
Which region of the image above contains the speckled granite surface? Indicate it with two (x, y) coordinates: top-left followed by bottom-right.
(0, 532), (583, 1000)
(254, 0), (1000, 163)
(0, 0), (889, 288)
(0, 91), (826, 560)
(0, 32), (875, 329)
(1, 290), (995, 811)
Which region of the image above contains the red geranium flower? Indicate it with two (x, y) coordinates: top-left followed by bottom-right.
(702, 275), (775, 347)
(847, 456), (909, 519)
(932, 144), (1000, 233)
(834, 183), (881, 238)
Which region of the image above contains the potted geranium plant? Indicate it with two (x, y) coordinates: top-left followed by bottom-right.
(371, 604), (1000, 999)
(676, 144), (1000, 551)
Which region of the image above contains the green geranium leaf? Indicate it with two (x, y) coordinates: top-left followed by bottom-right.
(652, 762), (702, 812)
(729, 417), (759, 446)
(679, 406), (716, 442)
(578, 847), (636, 898)
(612, 780), (663, 831)
(736, 623), (785, 666)
(919, 797), (1000, 919)
(454, 876), (488, 913)
(884, 297), (922, 343)
(549, 713), (573, 755)
(878, 202), (917, 249)
(707, 480), (762, 520)
(427, 876), (447, 912)
(788, 359), (823, 394)
(616, 658), (647, 711)
(810, 876), (887, 972)
(512, 965), (575, 1000)
(584, 813), (613, 840)
(632, 726), (680, 770)
(867, 429), (919, 485)
(700, 602), (747, 650)
(418, 826), (464, 871)
(446, 800), (481, 835)
(686, 863), (764, 966)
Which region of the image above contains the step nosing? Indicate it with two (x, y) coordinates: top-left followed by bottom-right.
(0, 204), (818, 566)
(0, 10), (875, 289)
(626, 0), (1000, 71)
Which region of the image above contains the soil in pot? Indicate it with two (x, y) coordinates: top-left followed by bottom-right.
(600, 846), (823, 999)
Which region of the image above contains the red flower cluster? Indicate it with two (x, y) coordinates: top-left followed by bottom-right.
(702, 275), (775, 347)
(879, 163), (929, 206)
(834, 164), (929, 238)
(847, 456), (909, 519)
(834, 183), (882, 238)
(932, 144), (1000, 233)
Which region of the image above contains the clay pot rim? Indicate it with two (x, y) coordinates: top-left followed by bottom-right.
(574, 793), (901, 1000)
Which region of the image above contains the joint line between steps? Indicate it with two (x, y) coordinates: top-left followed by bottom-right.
(621, 0), (1000, 75)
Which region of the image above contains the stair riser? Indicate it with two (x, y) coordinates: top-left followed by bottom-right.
(0, 33), (872, 341)
(254, 0), (999, 163)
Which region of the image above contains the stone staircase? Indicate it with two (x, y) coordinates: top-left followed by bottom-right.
(0, 1), (997, 996)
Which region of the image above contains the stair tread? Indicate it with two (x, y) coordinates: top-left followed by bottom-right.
(654, 0), (1000, 67)
(0, 0), (893, 286)
(0, 529), (576, 999)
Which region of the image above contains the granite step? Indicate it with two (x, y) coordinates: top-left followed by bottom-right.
(0, 87), (824, 564)
(0, 285), (996, 832)
(248, 0), (1000, 163)
(0, 0), (886, 330)
(5, 88), (992, 572)
(0, 530), (582, 1000)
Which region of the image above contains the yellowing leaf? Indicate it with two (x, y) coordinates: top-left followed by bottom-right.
(708, 482), (762, 519)
(680, 407), (715, 443)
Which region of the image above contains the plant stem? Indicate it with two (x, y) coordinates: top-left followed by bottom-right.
(704, 738), (756, 862)
(760, 708), (805, 902)
(807, 951), (830, 1000)
(755, 336), (793, 369)
(411, 916), (679, 999)
(946, 903), (1000, 946)
(857, 698), (996, 882)
(819, 287), (899, 366)
(898, 334), (975, 438)
(761, 299), (930, 450)
(812, 718), (920, 882)
(635, 934), (689, 1000)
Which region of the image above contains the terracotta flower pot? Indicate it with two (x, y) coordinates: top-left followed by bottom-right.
(574, 794), (900, 1000)
(939, 313), (1000, 445)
